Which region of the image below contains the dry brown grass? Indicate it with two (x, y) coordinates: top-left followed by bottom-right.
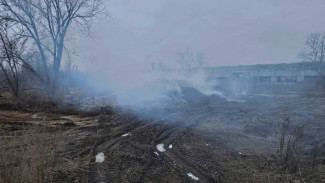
(0, 116), (94, 183)
(0, 126), (61, 183)
(277, 117), (305, 173)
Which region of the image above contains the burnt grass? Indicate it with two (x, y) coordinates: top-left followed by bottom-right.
(0, 91), (325, 182)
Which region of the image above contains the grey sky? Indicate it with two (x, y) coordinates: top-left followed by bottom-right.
(71, 0), (325, 71)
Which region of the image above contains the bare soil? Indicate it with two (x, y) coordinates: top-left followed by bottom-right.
(0, 90), (324, 183)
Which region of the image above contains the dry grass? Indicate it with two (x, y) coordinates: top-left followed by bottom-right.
(278, 117), (305, 173)
(0, 126), (61, 183)
(0, 118), (94, 183)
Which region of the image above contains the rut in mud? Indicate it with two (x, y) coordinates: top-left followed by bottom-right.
(78, 114), (221, 182)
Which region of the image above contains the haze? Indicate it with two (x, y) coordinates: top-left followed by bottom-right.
(1, 1), (325, 181)
(71, 0), (325, 72)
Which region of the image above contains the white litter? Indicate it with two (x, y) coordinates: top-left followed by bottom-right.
(169, 144), (173, 149)
(154, 152), (159, 156)
(226, 98), (245, 103)
(95, 152), (105, 163)
(205, 144), (209, 146)
(238, 152), (243, 155)
(156, 144), (166, 152)
(122, 132), (131, 137)
(187, 173), (199, 181)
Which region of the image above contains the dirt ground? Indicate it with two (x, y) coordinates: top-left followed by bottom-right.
(0, 89), (325, 183)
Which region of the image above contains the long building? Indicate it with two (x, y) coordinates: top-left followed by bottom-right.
(206, 62), (321, 83)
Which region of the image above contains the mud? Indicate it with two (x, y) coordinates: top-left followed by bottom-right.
(0, 89), (325, 182)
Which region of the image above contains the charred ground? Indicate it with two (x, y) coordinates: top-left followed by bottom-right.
(0, 85), (324, 183)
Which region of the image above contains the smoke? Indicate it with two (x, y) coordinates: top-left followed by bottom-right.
(64, 49), (251, 123)
(62, 0), (325, 119)
(84, 60), (220, 109)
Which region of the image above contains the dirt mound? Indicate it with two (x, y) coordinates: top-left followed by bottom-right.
(180, 86), (209, 104)
(179, 86), (226, 105)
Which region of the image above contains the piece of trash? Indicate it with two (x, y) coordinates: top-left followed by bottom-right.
(95, 152), (105, 163)
(238, 152), (243, 155)
(206, 144), (209, 146)
(226, 99), (245, 103)
(154, 152), (159, 156)
(169, 144), (173, 149)
(122, 132), (131, 137)
(156, 144), (166, 152)
(187, 173), (199, 181)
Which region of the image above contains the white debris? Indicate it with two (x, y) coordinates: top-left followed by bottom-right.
(205, 144), (209, 146)
(187, 173), (199, 181)
(226, 98), (245, 103)
(95, 152), (105, 163)
(122, 132), (131, 137)
(238, 152), (243, 155)
(154, 152), (159, 156)
(169, 144), (173, 149)
(156, 144), (166, 152)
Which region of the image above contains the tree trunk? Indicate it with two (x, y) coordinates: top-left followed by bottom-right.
(51, 40), (64, 96)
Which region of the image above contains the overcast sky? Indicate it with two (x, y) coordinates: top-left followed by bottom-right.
(71, 0), (325, 71)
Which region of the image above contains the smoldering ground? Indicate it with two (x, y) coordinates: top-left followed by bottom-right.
(67, 60), (238, 120)
(57, 61), (325, 183)
(65, 59), (325, 156)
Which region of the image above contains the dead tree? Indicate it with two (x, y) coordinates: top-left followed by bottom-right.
(176, 48), (206, 75)
(0, 0), (105, 95)
(301, 33), (325, 86)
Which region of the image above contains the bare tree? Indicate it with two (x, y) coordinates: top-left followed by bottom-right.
(300, 32), (325, 85)
(176, 47), (206, 75)
(0, 20), (26, 99)
(0, 0), (105, 94)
